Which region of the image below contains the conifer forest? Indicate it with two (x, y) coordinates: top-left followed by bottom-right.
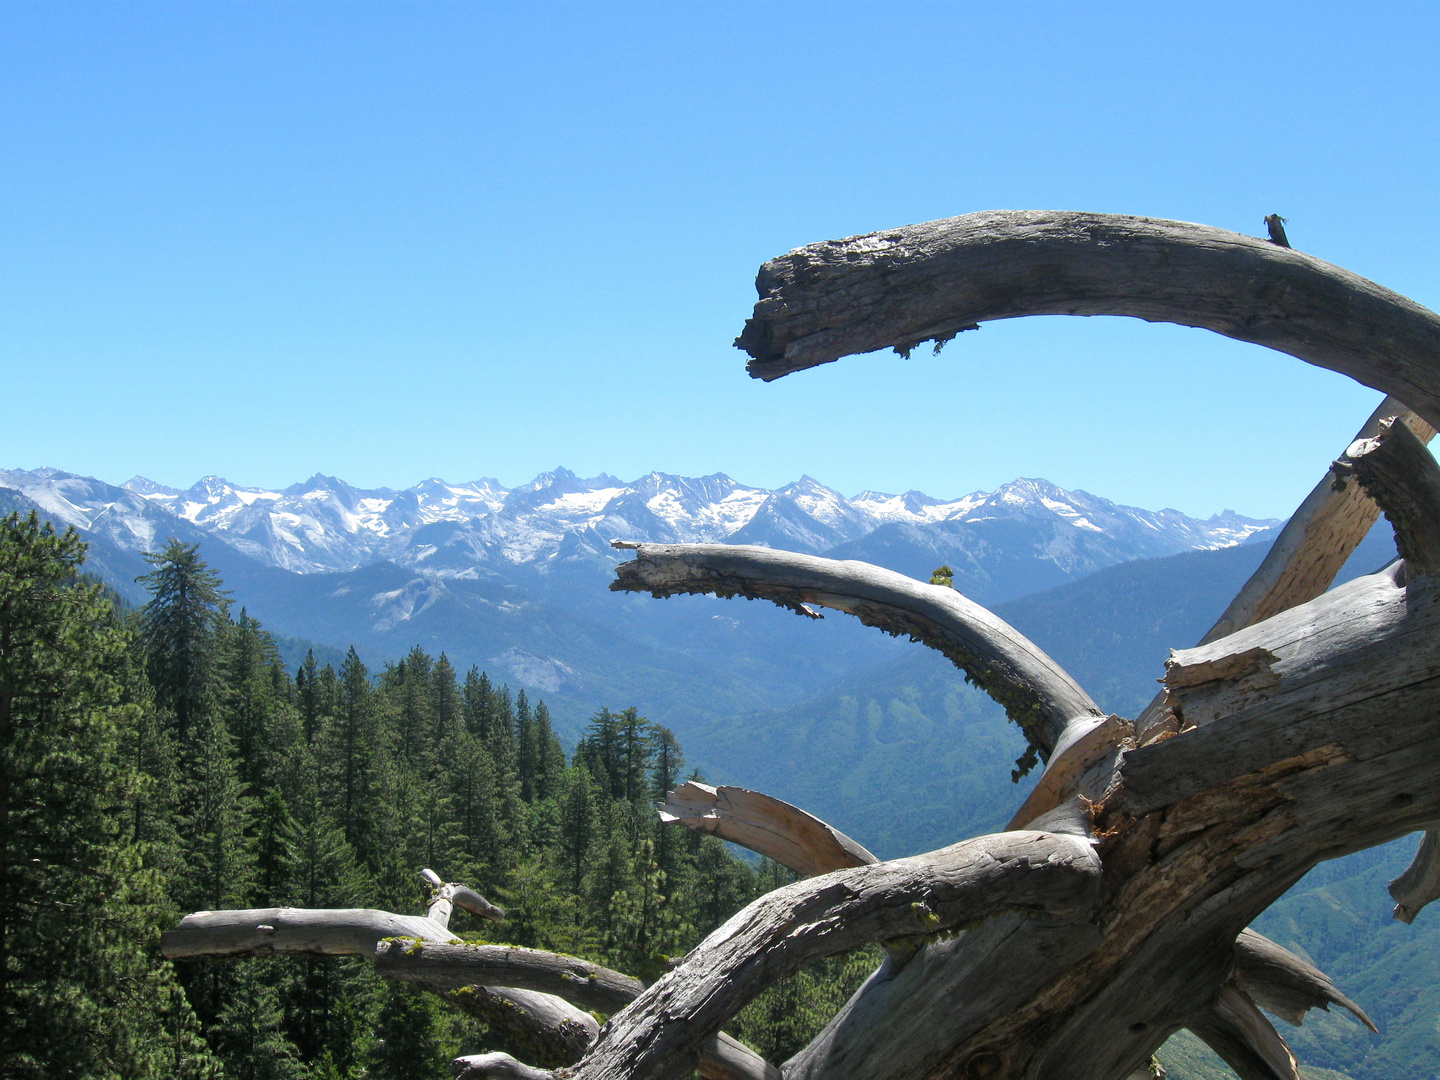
(0, 513), (867, 1078)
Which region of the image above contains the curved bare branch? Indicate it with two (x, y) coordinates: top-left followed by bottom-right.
(377, 940), (643, 1014)
(734, 211), (1440, 432)
(565, 829), (1101, 1080)
(1187, 983), (1300, 1080)
(160, 907), (454, 959)
(1233, 929), (1375, 1032)
(611, 542), (1102, 759)
(452, 1050), (560, 1080)
(1389, 828), (1440, 924)
(657, 781), (876, 877)
(439, 986), (597, 1069)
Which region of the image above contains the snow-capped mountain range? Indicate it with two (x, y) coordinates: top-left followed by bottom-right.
(0, 466), (1274, 581)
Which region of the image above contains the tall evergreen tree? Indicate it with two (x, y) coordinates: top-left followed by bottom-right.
(0, 512), (219, 1077)
(136, 540), (230, 741)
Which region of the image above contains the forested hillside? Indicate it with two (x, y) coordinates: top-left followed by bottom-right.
(0, 513), (873, 1078)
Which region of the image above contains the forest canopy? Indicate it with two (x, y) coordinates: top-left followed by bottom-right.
(0, 516), (859, 1078)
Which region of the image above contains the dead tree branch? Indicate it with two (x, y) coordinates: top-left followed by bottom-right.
(611, 541), (1102, 764)
(1333, 415), (1440, 580)
(377, 940), (644, 1014)
(734, 211), (1440, 433)
(563, 830), (1101, 1080)
(657, 781), (876, 877)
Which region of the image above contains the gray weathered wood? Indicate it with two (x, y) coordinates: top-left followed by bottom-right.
(376, 939), (644, 1014)
(1389, 828), (1440, 924)
(657, 781), (876, 877)
(452, 1050), (566, 1080)
(1187, 983), (1300, 1080)
(733, 211), (1440, 433)
(1197, 399), (1435, 647)
(1232, 929), (1375, 1031)
(699, 1034), (784, 1080)
(1133, 397), (1430, 741)
(563, 830), (1101, 1080)
(160, 907), (455, 959)
(1334, 415), (1440, 580)
(422, 869), (507, 928)
(611, 541), (1102, 760)
(440, 986), (598, 1068)
(449, 1035), (781, 1080)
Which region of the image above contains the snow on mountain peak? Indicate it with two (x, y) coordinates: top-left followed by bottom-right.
(2, 464), (1282, 581)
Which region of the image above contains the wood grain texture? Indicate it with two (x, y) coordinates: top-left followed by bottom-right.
(1232, 929), (1375, 1031)
(734, 211), (1440, 433)
(1187, 983), (1300, 1080)
(1200, 399), (1434, 645)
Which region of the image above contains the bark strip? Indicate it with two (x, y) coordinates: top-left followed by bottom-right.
(1389, 828), (1440, 924)
(1232, 929), (1375, 1031)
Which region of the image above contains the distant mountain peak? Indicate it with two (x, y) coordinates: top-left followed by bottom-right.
(124, 476), (183, 497)
(1, 463), (1282, 583)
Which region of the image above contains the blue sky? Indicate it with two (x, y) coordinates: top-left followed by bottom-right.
(3, 1), (1437, 518)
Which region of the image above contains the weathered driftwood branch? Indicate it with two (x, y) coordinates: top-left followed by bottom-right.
(453, 1050), (563, 1080)
(611, 541), (1102, 763)
(1187, 983), (1300, 1080)
(1199, 398), (1435, 645)
(1232, 929), (1375, 1031)
(160, 907), (456, 959)
(1389, 828), (1440, 924)
(440, 986), (599, 1068)
(562, 830), (1100, 1080)
(1333, 415), (1440, 580)
(377, 939), (644, 1014)
(657, 781), (876, 877)
(698, 1034), (784, 1080)
(732, 211), (1440, 432)
(424, 867), (508, 927)
(1136, 399), (1435, 742)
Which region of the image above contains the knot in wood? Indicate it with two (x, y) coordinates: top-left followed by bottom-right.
(962, 1049), (1005, 1078)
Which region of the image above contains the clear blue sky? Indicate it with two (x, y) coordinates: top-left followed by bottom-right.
(4, 1), (1438, 518)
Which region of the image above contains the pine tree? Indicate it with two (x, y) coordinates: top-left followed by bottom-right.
(532, 701), (566, 800)
(136, 539), (230, 741)
(432, 653), (459, 749)
(295, 650), (319, 739)
(515, 690), (539, 801)
(0, 512), (220, 1077)
(319, 649), (377, 851)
